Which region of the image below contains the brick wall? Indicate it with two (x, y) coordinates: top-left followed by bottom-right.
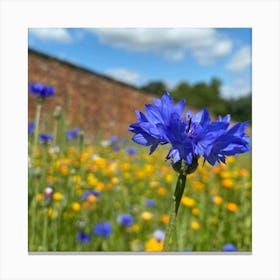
(28, 49), (156, 139)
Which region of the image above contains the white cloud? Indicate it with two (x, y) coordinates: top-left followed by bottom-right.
(87, 28), (233, 64)
(221, 78), (251, 99)
(104, 68), (142, 86)
(29, 28), (73, 43)
(226, 46), (251, 72)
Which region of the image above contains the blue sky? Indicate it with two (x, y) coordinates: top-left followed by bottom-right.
(28, 28), (251, 99)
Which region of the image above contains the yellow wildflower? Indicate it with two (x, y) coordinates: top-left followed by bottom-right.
(72, 202), (81, 212)
(145, 238), (163, 252)
(53, 192), (62, 201)
(222, 179), (234, 188)
(191, 221), (200, 231)
(181, 196), (196, 207)
(213, 195), (223, 205)
(111, 177), (120, 185)
(192, 208), (200, 216)
(141, 211), (153, 221)
(36, 193), (43, 202)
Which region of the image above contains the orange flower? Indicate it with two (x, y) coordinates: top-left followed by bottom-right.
(161, 214), (169, 224)
(157, 187), (167, 196)
(222, 179), (234, 188)
(213, 195), (223, 205)
(226, 202), (238, 212)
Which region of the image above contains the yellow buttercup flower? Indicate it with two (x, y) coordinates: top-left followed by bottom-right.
(53, 192), (62, 201)
(111, 177), (120, 185)
(72, 202), (81, 212)
(192, 207), (200, 216)
(181, 196), (196, 207)
(213, 195), (223, 205)
(145, 238), (163, 252)
(141, 211), (153, 221)
(165, 174), (173, 183)
(222, 179), (234, 188)
(191, 221), (200, 231)
(36, 193), (43, 202)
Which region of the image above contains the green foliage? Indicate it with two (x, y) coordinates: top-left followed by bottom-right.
(141, 78), (251, 121)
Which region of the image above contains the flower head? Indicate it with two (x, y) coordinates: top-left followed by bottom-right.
(153, 229), (165, 242)
(28, 122), (35, 134)
(145, 198), (156, 208)
(117, 214), (134, 227)
(93, 222), (112, 237)
(67, 128), (80, 140)
(76, 232), (92, 244)
(39, 133), (53, 143)
(126, 146), (138, 156)
(29, 83), (55, 98)
(222, 243), (238, 252)
(129, 92), (250, 169)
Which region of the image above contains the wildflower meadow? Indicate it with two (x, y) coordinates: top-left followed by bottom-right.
(28, 83), (252, 253)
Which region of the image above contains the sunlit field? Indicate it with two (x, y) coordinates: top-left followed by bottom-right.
(28, 108), (252, 252)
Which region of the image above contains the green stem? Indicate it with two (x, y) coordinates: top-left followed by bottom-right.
(163, 173), (187, 252)
(32, 99), (42, 158)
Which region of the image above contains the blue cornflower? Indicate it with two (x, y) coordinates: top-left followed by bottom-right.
(112, 145), (121, 152)
(29, 83), (55, 98)
(145, 198), (156, 208)
(126, 146), (138, 156)
(28, 122), (35, 134)
(110, 135), (120, 143)
(67, 128), (80, 140)
(129, 92), (250, 169)
(222, 243), (238, 252)
(93, 222), (112, 237)
(38, 133), (53, 143)
(117, 214), (134, 227)
(76, 232), (92, 244)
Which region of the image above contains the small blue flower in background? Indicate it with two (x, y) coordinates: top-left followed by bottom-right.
(222, 243), (238, 252)
(28, 122), (35, 134)
(93, 222), (112, 237)
(117, 214), (134, 227)
(153, 229), (165, 241)
(145, 198), (156, 208)
(112, 145), (121, 152)
(29, 83), (55, 98)
(39, 133), (53, 143)
(76, 232), (92, 244)
(126, 146), (138, 156)
(67, 128), (80, 140)
(110, 135), (120, 143)
(129, 92), (250, 167)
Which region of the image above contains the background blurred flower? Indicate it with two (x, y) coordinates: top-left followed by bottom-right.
(67, 128), (80, 140)
(39, 133), (53, 143)
(93, 222), (112, 237)
(222, 243), (238, 252)
(153, 229), (165, 242)
(117, 214), (134, 227)
(126, 146), (138, 156)
(29, 83), (55, 98)
(76, 232), (92, 244)
(145, 198), (156, 208)
(28, 122), (35, 134)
